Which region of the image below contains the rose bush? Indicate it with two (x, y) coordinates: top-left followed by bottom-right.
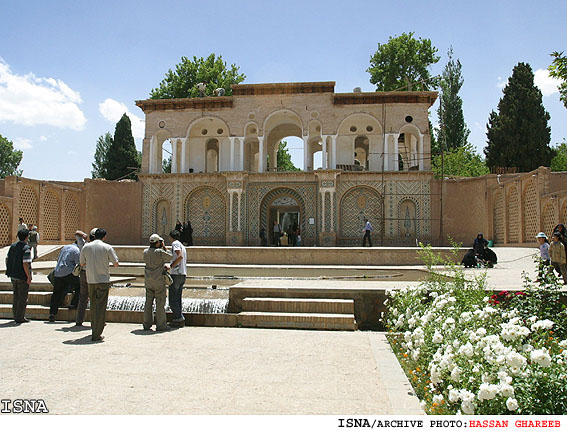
(385, 246), (567, 414)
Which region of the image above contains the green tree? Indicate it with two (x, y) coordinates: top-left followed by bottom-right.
(0, 134), (23, 178)
(432, 143), (489, 178)
(91, 132), (112, 179)
(550, 140), (567, 171)
(548, 51), (567, 108)
(429, 119), (439, 155)
(105, 114), (140, 180)
(276, 140), (299, 171)
(162, 156), (172, 173)
(484, 62), (553, 172)
(367, 32), (440, 91)
(150, 54), (245, 99)
(436, 48), (470, 151)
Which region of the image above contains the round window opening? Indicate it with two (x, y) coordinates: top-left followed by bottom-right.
(366, 125), (373, 132)
(405, 116), (413, 123)
(350, 126), (357, 132)
(248, 113), (255, 120)
(158, 121), (166, 128)
(201, 129), (208, 135)
(250, 127), (257, 134)
(217, 128), (223, 135)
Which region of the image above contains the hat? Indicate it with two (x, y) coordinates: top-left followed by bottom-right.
(536, 232), (547, 239)
(90, 228), (98, 236)
(149, 233), (163, 243)
(75, 230), (87, 239)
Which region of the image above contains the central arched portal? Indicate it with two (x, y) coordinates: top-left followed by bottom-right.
(260, 188), (306, 246)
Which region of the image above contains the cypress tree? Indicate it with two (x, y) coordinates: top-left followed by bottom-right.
(105, 114), (140, 180)
(437, 48), (470, 151)
(484, 62), (553, 172)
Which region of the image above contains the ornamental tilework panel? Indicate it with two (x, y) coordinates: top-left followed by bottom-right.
(507, 184), (520, 243)
(19, 185), (38, 226)
(394, 180), (431, 242)
(64, 193), (80, 240)
(493, 190), (505, 244)
(397, 198), (418, 244)
(43, 190), (60, 241)
(324, 192), (331, 232)
(542, 203), (556, 237)
(186, 187), (226, 245)
(523, 179), (538, 242)
(338, 186), (383, 246)
(143, 182), (175, 240)
(247, 183), (317, 246)
(231, 192), (238, 231)
(0, 204), (11, 246)
(562, 202), (567, 227)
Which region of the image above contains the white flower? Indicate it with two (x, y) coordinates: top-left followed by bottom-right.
(559, 340), (567, 349)
(506, 397), (519, 411)
(476, 327), (487, 337)
(461, 400), (475, 414)
(411, 348), (420, 361)
(448, 388), (460, 403)
(528, 316), (538, 323)
(478, 383), (499, 401)
(451, 366), (461, 382)
(432, 330), (443, 343)
(506, 351), (527, 369)
(499, 383), (514, 397)
(501, 323), (530, 341)
(530, 349), (552, 367)
(531, 319), (554, 331)
(459, 342), (474, 358)
(522, 344), (534, 353)
(460, 312), (472, 323)
(433, 394), (444, 405)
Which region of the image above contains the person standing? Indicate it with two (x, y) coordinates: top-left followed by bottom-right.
(550, 232), (567, 284)
(362, 218), (373, 247)
(183, 219), (193, 246)
(6, 229), (32, 323)
(536, 232), (551, 282)
(72, 230), (89, 326)
(143, 234), (172, 331)
(168, 230), (187, 328)
(17, 217), (27, 233)
(272, 220), (282, 246)
(28, 226), (39, 260)
(49, 237), (81, 322)
(259, 227), (267, 246)
(80, 228), (119, 342)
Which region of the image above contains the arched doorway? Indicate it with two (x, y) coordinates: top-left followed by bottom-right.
(260, 188), (306, 246)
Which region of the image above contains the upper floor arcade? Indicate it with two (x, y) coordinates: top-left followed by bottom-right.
(135, 82), (437, 175)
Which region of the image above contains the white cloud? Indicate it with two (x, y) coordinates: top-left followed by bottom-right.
(98, 98), (145, 139)
(39, 135), (47, 141)
(13, 137), (32, 150)
(0, 60), (86, 130)
(534, 68), (562, 96)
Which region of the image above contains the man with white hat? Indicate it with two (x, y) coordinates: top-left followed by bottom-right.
(143, 233), (172, 331)
(79, 228), (119, 342)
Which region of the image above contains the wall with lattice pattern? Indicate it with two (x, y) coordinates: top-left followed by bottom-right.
(542, 203), (556, 237)
(43, 190), (60, 240)
(19, 185), (38, 227)
(0, 204), (11, 246)
(64, 193), (80, 240)
(522, 179), (538, 242)
(493, 190), (505, 244)
(506, 184), (520, 243)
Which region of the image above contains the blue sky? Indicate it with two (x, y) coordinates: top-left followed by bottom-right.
(0, 0), (565, 180)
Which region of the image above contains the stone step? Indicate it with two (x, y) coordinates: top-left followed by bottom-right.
(241, 297), (354, 314)
(0, 291), (70, 307)
(0, 304), (76, 321)
(0, 281), (54, 292)
(238, 311), (356, 331)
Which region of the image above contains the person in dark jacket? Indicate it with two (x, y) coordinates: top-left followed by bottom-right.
(473, 233), (488, 259)
(182, 219), (193, 246)
(6, 229), (32, 323)
(553, 224), (567, 263)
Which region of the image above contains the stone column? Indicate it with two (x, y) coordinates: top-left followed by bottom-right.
(171, 139), (178, 173)
(239, 138), (245, 170)
(383, 134), (389, 171)
(237, 192), (242, 231)
(229, 137), (236, 171)
(303, 136), (310, 171)
(229, 192), (234, 231)
(393, 133), (400, 172)
(331, 135), (337, 169)
(149, 137), (156, 174)
(418, 133), (424, 171)
(181, 138), (187, 173)
(258, 136), (264, 173)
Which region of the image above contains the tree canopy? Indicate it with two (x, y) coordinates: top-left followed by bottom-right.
(550, 140), (567, 172)
(276, 140), (299, 171)
(548, 51), (567, 108)
(432, 144), (489, 178)
(91, 132), (112, 179)
(105, 114), (140, 180)
(150, 54), (246, 99)
(0, 134), (23, 178)
(484, 62), (553, 172)
(367, 32), (440, 91)
(436, 48), (470, 151)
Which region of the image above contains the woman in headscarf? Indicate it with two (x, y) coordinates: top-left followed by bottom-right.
(473, 233), (488, 260)
(552, 224), (567, 264)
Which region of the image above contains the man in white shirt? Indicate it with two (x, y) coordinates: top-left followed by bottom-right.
(362, 217), (373, 247)
(168, 230), (187, 327)
(80, 228), (119, 342)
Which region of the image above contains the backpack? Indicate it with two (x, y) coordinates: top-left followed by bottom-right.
(29, 231), (38, 243)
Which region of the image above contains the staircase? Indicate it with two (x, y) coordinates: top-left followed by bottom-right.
(237, 297), (357, 331)
(0, 282), (72, 320)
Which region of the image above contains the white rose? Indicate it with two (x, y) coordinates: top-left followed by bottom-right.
(506, 397), (519, 411)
